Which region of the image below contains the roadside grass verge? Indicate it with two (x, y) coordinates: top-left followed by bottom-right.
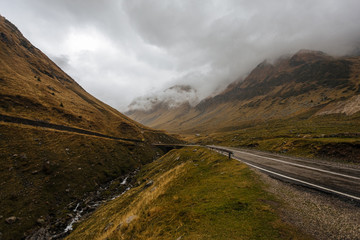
(190, 114), (360, 163)
(67, 147), (309, 240)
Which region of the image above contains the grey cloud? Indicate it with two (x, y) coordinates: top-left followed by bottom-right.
(50, 54), (70, 69)
(123, 0), (360, 107)
(128, 84), (199, 111)
(1, 0), (360, 111)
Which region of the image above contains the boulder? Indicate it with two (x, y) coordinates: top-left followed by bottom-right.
(5, 216), (17, 224)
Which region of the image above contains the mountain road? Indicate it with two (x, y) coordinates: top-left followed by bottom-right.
(208, 145), (360, 201)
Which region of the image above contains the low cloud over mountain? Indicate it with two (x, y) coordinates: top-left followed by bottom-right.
(128, 85), (199, 111)
(1, 0), (360, 110)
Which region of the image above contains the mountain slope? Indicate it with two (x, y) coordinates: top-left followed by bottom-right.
(0, 16), (178, 239)
(0, 15), (165, 140)
(127, 50), (360, 134)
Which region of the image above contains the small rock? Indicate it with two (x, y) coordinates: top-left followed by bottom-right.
(144, 180), (153, 188)
(193, 149), (197, 152)
(67, 202), (75, 210)
(31, 170), (39, 175)
(116, 223), (122, 230)
(65, 188), (70, 193)
(27, 227), (51, 240)
(103, 222), (113, 232)
(126, 215), (137, 224)
(36, 217), (45, 226)
(5, 216), (17, 224)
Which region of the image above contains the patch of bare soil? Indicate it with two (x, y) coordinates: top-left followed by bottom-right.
(318, 95), (360, 116)
(257, 170), (360, 240)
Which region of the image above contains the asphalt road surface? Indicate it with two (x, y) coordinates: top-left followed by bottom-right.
(209, 145), (360, 201)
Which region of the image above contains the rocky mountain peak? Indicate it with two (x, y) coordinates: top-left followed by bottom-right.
(289, 49), (331, 66)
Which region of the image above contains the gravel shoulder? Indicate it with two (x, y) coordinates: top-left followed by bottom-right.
(257, 169), (360, 240)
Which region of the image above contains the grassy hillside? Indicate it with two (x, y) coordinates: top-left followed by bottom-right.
(66, 147), (308, 240)
(0, 15), (156, 140)
(0, 123), (168, 239)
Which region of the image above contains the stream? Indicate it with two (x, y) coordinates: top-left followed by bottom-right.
(27, 169), (138, 239)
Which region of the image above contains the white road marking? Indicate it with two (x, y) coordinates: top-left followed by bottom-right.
(229, 149), (360, 180)
(232, 156), (360, 201)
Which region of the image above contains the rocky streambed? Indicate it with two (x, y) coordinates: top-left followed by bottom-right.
(26, 169), (139, 240)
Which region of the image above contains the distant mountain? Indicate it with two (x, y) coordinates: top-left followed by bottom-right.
(126, 50), (360, 133)
(126, 84), (198, 127)
(0, 16), (178, 239)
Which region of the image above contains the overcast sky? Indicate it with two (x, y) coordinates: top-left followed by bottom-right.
(1, 0), (360, 111)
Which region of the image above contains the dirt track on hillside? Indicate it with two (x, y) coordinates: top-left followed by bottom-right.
(0, 113), (142, 142)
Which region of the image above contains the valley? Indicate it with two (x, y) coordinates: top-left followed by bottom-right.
(1, 6), (360, 240)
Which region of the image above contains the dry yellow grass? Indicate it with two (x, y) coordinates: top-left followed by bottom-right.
(67, 148), (310, 240)
(99, 163), (187, 240)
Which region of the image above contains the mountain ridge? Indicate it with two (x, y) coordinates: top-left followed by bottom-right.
(0, 15), (167, 141)
(126, 50), (360, 133)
